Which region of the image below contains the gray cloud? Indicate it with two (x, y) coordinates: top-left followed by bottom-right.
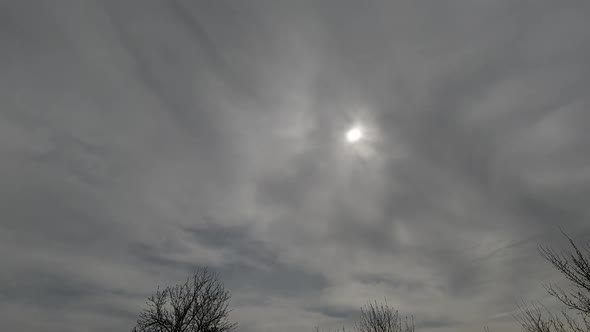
(1, 1), (590, 332)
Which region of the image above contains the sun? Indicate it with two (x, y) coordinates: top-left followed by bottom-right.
(345, 126), (364, 143)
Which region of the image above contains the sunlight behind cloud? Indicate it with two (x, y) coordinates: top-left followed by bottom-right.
(345, 126), (364, 143)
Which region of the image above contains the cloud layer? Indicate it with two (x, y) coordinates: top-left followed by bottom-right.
(1, 1), (590, 332)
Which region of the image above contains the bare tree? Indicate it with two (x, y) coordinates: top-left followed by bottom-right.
(516, 230), (590, 332)
(516, 301), (560, 332)
(133, 268), (237, 332)
(356, 300), (414, 332)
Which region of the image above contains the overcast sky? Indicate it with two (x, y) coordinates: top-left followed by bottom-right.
(2, 1), (590, 332)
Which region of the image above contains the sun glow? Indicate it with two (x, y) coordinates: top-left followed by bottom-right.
(345, 126), (364, 143)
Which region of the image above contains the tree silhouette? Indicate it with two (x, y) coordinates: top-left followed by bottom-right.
(356, 300), (414, 332)
(516, 230), (590, 332)
(133, 268), (237, 332)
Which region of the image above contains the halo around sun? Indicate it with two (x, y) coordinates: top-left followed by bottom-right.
(345, 126), (363, 143)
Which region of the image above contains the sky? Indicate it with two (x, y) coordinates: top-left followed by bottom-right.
(1, 1), (590, 332)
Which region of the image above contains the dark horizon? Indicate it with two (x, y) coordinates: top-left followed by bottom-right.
(1, 1), (590, 332)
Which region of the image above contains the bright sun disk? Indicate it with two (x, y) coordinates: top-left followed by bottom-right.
(346, 126), (363, 143)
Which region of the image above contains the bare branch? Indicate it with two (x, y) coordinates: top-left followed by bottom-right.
(133, 268), (237, 332)
(356, 300), (414, 332)
(517, 230), (590, 332)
